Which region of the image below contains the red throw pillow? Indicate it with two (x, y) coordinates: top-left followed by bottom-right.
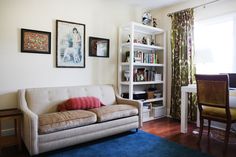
(57, 102), (67, 112)
(57, 96), (102, 111)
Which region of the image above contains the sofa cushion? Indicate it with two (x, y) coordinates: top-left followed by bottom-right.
(57, 96), (102, 111)
(89, 104), (138, 122)
(38, 110), (97, 134)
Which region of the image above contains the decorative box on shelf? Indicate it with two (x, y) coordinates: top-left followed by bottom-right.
(143, 108), (151, 122)
(151, 106), (166, 118)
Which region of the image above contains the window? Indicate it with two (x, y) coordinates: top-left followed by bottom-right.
(194, 13), (236, 74)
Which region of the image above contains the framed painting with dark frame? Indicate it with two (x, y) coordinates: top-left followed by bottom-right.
(56, 20), (85, 68)
(21, 29), (51, 54)
(89, 37), (109, 58)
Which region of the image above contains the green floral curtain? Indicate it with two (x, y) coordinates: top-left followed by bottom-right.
(170, 8), (197, 121)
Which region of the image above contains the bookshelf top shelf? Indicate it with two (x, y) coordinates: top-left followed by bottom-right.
(122, 22), (164, 35)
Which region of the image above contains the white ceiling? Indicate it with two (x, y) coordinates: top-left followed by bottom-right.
(117, 0), (188, 9)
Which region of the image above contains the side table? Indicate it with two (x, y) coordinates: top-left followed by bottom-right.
(0, 108), (22, 152)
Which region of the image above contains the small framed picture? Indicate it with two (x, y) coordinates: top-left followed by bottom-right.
(21, 29), (51, 54)
(89, 37), (109, 58)
(56, 20), (85, 68)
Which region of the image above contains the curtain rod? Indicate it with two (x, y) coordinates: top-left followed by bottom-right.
(167, 0), (220, 17)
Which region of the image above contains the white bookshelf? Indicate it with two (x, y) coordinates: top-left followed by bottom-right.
(118, 22), (167, 122)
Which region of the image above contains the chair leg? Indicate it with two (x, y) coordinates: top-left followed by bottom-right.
(208, 120), (211, 137)
(198, 117), (204, 144)
(223, 123), (231, 153)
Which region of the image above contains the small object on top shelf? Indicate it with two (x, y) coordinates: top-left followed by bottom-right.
(127, 35), (131, 43)
(142, 12), (152, 25)
(142, 37), (147, 44)
(146, 37), (151, 45)
(152, 18), (157, 27)
(150, 39), (155, 45)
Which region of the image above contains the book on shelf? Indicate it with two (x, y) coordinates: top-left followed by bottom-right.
(135, 51), (159, 64)
(132, 68), (157, 82)
(124, 51), (159, 64)
(134, 51), (143, 63)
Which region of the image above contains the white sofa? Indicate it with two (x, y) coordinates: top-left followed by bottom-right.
(18, 85), (142, 155)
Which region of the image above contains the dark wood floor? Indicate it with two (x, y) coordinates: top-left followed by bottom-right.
(1, 117), (235, 157)
(141, 118), (236, 157)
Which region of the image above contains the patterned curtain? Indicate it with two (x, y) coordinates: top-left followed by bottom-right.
(170, 8), (197, 121)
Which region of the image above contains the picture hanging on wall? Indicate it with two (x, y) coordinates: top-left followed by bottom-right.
(21, 29), (51, 54)
(89, 37), (109, 58)
(56, 20), (85, 68)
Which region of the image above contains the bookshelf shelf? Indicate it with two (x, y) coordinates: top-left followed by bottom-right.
(120, 81), (163, 85)
(122, 43), (164, 50)
(121, 62), (164, 67)
(143, 98), (163, 103)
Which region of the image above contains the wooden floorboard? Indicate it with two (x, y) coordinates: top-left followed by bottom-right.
(1, 117), (235, 157)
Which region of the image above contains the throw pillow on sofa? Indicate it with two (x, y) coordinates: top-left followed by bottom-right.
(58, 96), (103, 111)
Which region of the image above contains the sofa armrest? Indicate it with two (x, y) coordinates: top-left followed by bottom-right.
(116, 94), (143, 127)
(18, 89), (39, 155)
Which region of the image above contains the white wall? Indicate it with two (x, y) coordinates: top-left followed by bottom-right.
(0, 0), (143, 109)
(0, 0), (143, 131)
(151, 0), (236, 116)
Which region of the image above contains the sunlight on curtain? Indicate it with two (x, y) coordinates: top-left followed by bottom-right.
(194, 14), (236, 74)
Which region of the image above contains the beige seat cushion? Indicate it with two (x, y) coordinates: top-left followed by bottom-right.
(39, 110), (97, 134)
(90, 104), (138, 122)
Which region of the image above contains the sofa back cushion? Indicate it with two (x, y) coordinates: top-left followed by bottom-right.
(57, 96), (102, 111)
(24, 85), (116, 115)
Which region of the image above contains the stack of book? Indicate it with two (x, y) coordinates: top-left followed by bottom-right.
(134, 51), (159, 64)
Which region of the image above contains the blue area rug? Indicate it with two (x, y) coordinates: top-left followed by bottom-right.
(39, 130), (212, 157)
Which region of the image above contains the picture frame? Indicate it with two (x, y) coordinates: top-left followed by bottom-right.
(89, 37), (109, 58)
(56, 20), (85, 68)
(21, 29), (51, 54)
